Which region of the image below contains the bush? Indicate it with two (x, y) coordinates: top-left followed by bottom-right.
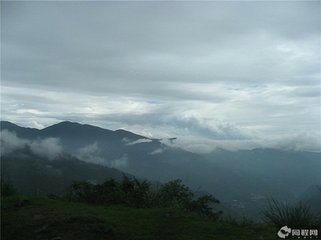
(1, 179), (18, 197)
(65, 177), (152, 208)
(120, 176), (151, 208)
(65, 177), (221, 218)
(158, 179), (193, 209)
(65, 181), (97, 203)
(187, 194), (222, 218)
(96, 178), (122, 205)
(262, 198), (318, 228)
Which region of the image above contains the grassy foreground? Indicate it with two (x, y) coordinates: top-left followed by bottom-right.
(1, 195), (277, 240)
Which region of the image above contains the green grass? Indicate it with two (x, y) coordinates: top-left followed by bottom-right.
(1, 195), (276, 240)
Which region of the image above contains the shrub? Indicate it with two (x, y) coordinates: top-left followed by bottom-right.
(65, 181), (97, 203)
(1, 179), (18, 197)
(187, 194), (222, 218)
(65, 177), (222, 218)
(96, 178), (122, 205)
(158, 179), (193, 209)
(262, 198), (318, 228)
(120, 176), (151, 208)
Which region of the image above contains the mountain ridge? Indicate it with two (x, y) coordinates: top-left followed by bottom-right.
(2, 120), (320, 154)
(1, 120), (320, 218)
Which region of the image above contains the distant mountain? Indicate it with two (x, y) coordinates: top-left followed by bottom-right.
(1, 121), (149, 154)
(41, 121), (145, 142)
(1, 120), (321, 218)
(0, 147), (128, 195)
(1, 121), (41, 139)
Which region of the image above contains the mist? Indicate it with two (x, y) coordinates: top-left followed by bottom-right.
(0, 130), (63, 160)
(76, 142), (106, 165)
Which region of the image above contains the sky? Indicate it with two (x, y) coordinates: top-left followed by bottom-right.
(1, 1), (320, 152)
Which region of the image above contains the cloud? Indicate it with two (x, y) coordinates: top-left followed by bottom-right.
(76, 142), (106, 165)
(76, 143), (129, 168)
(30, 137), (63, 160)
(0, 130), (27, 155)
(262, 132), (321, 152)
(121, 137), (131, 143)
(0, 130), (63, 159)
(3, 1), (319, 90)
(1, 1), (320, 153)
(168, 132), (321, 153)
(109, 155), (128, 169)
(126, 138), (153, 146)
(149, 148), (164, 155)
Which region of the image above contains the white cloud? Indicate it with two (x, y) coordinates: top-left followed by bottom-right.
(0, 130), (63, 159)
(126, 138), (152, 146)
(149, 148), (164, 155)
(1, 1), (320, 153)
(109, 155), (128, 169)
(30, 137), (63, 160)
(76, 142), (106, 165)
(0, 130), (27, 155)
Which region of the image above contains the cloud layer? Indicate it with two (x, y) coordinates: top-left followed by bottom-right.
(0, 130), (63, 159)
(1, 1), (320, 152)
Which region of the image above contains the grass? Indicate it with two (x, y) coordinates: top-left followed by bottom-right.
(262, 198), (319, 228)
(1, 195), (277, 240)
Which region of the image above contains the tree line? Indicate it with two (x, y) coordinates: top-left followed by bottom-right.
(65, 176), (222, 219)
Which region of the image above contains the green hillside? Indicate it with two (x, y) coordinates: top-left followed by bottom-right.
(1, 148), (129, 195)
(1, 195), (276, 240)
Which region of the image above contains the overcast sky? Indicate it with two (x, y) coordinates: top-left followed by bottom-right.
(1, 1), (320, 152)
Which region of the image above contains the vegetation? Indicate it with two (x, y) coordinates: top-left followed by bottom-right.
(1, 179), (18, 197)
(1, 179), (318, 239)
(1, 195), (276, 240)
(65, 177), (221, 218)
(262, 198), (320, 228)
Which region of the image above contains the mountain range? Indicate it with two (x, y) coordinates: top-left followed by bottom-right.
(1, 120), (320, 218)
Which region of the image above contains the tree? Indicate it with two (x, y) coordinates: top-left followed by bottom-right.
(1, 179), (17, 197)
(120, 176), (151, 208)
(64, 177), (222, 219)
(65, 181), (96, 203)
(187, 194), (222, 218)
(158, 179), (193, 209)
(96, 178), (122, 205)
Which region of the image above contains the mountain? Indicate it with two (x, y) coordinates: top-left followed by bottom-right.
(1, 120), (321, 218)
(42, 121), (145, 144)
(0, 147), (129, 195)
(0, 121), (41, 139)
(1, 121), (149, 155)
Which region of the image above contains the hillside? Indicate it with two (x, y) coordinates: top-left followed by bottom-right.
(0, 148), (129, 195)
(1, 195), (276, 240)
(1, 121), (321, 218)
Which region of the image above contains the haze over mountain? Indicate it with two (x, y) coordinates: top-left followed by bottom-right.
(1, 149), (128, 195)
(1, 121), (320, 218)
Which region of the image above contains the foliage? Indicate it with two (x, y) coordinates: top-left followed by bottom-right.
(222, 216), (256, 228)
(157, 179), (193, 209)
(96, 178), (122, 205)
(1, 195), (276, 240)
(187, 194), (222, 218)
(262, 198), (318, 228)
(65, 181), (97, 203)
(65, 177), (221, 217)
(1, 178), (18, 197)
(120, 176), (151, 208)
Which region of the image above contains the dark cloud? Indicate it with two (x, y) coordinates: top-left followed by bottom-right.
(1, 1), (320, 152)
